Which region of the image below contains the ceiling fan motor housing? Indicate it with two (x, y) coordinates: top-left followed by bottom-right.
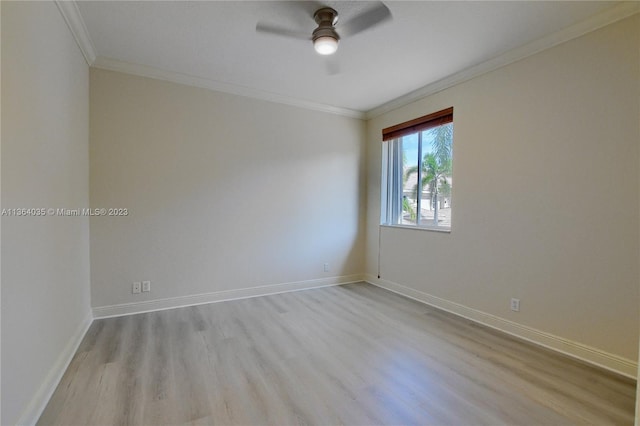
(312, 7), (340, 42)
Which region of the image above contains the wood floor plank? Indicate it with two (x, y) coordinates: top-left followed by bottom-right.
(38, 282), (636, 425)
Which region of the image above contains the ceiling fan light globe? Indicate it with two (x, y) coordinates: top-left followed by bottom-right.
(314, 36), (338, 55)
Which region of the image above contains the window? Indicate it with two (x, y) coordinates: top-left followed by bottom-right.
(381, 107), (453, 231)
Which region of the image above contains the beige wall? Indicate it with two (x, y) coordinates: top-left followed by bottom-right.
(89, 68), (366, 308)
(366, 15), (640, 362)
(636, 12), (640, 416)
(1, 3), (637, 423)
(637, 338), (640, 424)
(1, 2), (91, 425)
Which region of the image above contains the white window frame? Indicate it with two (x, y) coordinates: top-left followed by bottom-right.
(380, 107), (453, 232)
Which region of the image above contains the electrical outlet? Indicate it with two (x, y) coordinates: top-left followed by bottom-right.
(142, 281), (151, 292)
(510, 298), (520, 312)
(132, 282), (141, 294)
(323, 263), (329, 272)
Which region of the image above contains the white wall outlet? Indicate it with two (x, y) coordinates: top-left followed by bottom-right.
(142, 280), (151, 292)
(510, 298), (520, 312)
(132, 282), (141, 294)
(323, 263), (329, 272)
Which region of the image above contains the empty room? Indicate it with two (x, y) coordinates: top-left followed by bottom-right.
(2, 1), (639, 425)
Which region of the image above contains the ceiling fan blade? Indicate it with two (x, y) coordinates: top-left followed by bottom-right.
(296, 1), (325, 17)
(340, 2), (392, 37)
(256, 22), (311, 40)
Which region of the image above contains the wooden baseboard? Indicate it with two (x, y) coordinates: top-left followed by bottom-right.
(93, 274), (365, 319)
(364, 274), (637, 379)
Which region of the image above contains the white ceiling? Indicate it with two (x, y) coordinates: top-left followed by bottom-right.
(76, 1), (623, 115)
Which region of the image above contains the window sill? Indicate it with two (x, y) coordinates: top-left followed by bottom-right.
(380, 224), (451, 234)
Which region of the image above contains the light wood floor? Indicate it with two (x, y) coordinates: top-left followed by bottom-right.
(38, 282), (635, 425)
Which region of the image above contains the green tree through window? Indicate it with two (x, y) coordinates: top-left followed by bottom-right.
(405, 124), (453, 226)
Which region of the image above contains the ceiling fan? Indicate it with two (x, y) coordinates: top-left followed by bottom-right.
(256, 2), (392, 57)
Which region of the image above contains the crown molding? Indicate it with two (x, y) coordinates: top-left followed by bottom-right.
(55, 0), (364, 119)
(50, 0), (361, 119)
(365, 1), (640, 119)
(54, 0), (637, 121)
(92, 57), (366, 120)
(55, 0), (96, 65)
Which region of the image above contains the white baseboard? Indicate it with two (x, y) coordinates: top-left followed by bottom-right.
(20, 274), (632, 426)
(364, 274), (637, 379)
(93, 274), (364, 319)
(16, 310), (94, 426)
